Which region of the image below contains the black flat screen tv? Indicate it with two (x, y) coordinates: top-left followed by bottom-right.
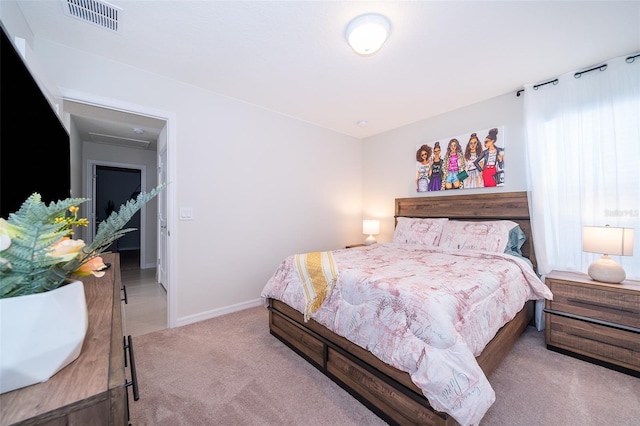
(1, 24), (71, 218)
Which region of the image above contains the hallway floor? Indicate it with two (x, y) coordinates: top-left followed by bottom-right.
(119, 250), (167, 337)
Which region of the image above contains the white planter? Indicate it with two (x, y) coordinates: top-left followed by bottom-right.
(0, 280), (88, 394)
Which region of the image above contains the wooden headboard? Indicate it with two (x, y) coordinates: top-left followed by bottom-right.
(395, 191), (537, 270)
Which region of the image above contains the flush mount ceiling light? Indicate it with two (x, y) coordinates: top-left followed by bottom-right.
(346, 13), (391, 56)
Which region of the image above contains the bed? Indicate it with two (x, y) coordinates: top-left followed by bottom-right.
(261, 191), (552, 426)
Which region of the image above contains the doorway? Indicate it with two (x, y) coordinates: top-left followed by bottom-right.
(66, 98), (173, 330)
(87, 160), (148, 268)
(95, 165), (142, 268)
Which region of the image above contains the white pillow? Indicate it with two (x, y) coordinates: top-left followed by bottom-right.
(392, 217), (448, 247)
(439, 220), (518, 253)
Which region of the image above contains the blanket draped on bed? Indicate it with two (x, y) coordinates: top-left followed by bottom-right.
(294, 251), (338, 322)
(263, 243), (554, 426)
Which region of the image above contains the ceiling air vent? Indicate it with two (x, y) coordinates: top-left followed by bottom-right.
(62, 0), (122, 32)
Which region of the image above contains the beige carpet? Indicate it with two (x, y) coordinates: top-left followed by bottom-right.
(130, 307), (640, 426)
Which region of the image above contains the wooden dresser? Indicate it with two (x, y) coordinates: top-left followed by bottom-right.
(0, 253), (135, 425)
(544, 270), (640, 377)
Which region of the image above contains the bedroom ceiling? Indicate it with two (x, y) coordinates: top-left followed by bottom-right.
(14, 1), (640, 141)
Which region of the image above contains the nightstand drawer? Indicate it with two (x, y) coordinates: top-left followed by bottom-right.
(547, 315), (640, 372)
(547, 281), (640, 329)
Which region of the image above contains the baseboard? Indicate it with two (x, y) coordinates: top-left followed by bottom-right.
(175, 298), (263, 327)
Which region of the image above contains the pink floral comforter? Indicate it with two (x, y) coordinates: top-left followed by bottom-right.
(261, 243), (553, 426)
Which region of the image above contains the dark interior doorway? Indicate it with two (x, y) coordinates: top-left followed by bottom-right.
(95, 165), (142, 267)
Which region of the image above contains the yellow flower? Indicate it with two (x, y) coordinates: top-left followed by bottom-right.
(69, 206), (79, 214)
(48, 237), (85, 262)
(47, 238), (107, 277)
(74, 256), (107, 278)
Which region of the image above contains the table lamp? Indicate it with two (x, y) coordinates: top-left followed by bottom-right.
(363, 220), (380, 245)
(582, 225), (634, 283)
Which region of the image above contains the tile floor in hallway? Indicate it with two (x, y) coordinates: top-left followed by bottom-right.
(119, 251), (167, 337)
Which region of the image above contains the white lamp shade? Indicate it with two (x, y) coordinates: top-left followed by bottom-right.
(346, 14), (391, 56)
(363, 219), (380, 236)
(582, 226), (634, 256)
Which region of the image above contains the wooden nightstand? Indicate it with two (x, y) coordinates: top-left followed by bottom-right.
(544, 270), (640, 377)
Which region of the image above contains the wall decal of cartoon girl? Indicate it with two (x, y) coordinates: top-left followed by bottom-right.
(415, 144), (432, 192)
(474, 128), (504, 187)
(464, 133), (484, 188)
(427, 141), (443, 191)
(442, 138), (466, 190)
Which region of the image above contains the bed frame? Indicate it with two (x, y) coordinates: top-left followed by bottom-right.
(267, 191), (537, 426)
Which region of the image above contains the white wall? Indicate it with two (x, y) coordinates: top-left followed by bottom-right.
(362, 93), (528, 242)
(21, 37), (362, 324)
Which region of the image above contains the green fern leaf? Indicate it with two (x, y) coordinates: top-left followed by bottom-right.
(0, 194), (89, 296)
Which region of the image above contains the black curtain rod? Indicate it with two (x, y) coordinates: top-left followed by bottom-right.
(574, 64), (607, 78)
(533, 78), (558, 90)
(516, 78), (559, 96)
(516, 52), (640, 97)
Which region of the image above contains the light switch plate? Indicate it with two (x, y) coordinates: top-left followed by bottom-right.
(179, 208), (193, 221)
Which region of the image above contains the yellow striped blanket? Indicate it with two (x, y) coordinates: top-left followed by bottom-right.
(294, 251), (339, 322)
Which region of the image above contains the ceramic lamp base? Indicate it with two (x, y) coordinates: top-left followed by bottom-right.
(365, 235), (377, 245)
(588, 255), (626, 284)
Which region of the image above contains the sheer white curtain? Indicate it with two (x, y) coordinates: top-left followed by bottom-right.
(524, 54), (640, 281)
